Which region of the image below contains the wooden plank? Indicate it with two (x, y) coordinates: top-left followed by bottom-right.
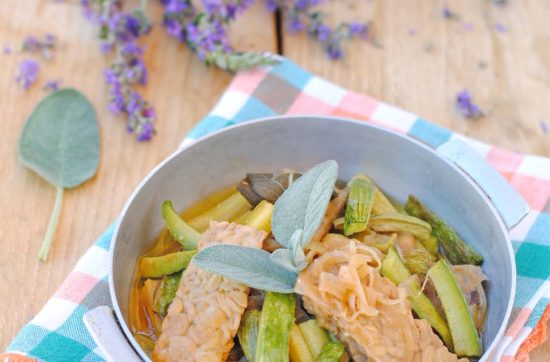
(0, 0), (275, 349)
(282, 0), (550, 156)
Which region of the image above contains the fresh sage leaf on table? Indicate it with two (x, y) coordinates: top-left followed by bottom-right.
(18, 88), (100, 261)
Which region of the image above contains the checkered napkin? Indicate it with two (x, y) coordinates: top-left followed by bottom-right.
(3, 58), (550, 362)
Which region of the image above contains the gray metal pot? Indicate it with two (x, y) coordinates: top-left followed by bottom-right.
(84, 116), (528, 362)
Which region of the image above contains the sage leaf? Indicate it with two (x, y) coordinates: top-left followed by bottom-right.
(18, 88), (100, 261)
(272, 160), (338, 249)
(193, 244), (297, 293)
(270, 249), (300, 272)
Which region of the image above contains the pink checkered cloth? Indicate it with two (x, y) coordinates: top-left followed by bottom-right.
(3, 58), (550, 362)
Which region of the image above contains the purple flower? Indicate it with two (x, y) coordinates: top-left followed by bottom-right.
(540, 120), (548, 134)
(22, 36), (40, 52)
(137, 122), (155, 141)
(287, 16), (305, 33)
(316, 23), (330, 41)
(124, 15), (142, 37)
(442, 7), (452, 18)
(43, 79), (61, 92)
(266, 0), (277, 12)
(326, 41), (343, 60)
(165, 18), (183, 39)
(495, 23), (507, 33)
(16, 59), (40, 89)
(349, 22), (367, 36)
(456, 90), (483, 118)
(2, 46), (11, 54)
(166, 0), (189, 13)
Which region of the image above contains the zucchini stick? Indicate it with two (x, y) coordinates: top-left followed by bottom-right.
(298, 319), (330, 358)
(188, 192), (252, 232)
(405, 195), (483, 265)
(290, 323), (314, 362)
(351, 174), (395, 215)
(161, 200), (201, 250)
(238, 310), (261, 362)
(315, 341), (346, 362)
(369, 213), (432, 241)
(235, 210), (253, 225)
(344, 178), (375, 236)
(381, 247), (453, 349)
(255, 292), (296, 362)
(429, 260), (482, 357)
(140, 250), (197, 278)
(246, 200), (274, 233)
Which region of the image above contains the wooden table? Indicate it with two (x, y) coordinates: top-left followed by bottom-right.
(1, 0), (549, 358)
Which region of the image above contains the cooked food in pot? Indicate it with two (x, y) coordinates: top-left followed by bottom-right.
(129, 160), (487, 362)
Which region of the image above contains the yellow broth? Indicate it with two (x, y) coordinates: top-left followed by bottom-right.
(128, 185), (240, 354)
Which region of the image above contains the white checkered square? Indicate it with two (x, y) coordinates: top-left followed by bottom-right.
(30, 297), (78, 331)
(74, 246), (109, 280)
(371, 103), (417, 132)
(210, 90), (249, 119)
(517, 155), (550, 180)
(302, 77), (347, 106)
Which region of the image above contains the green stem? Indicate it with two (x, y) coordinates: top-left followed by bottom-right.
(140, 0), (148, 11)
(38, 186), (64, 261)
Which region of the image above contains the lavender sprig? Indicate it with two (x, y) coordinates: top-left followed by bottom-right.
(21, 34), (57, 60)
(270, 0), (370, 60)
(81, 0), (155, 141)
(161, 0), (277, 72)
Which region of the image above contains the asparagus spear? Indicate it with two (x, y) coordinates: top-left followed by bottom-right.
(420, 234), (439, 255)
(238, 310), (261, 362)
(298, 319), (330, 358)
(404, 195), (483, 265)
(315, 341), (346, 362)
(140, 250), (197, 278)
(428, 259), (482, 357)
(289, 323), (314, 362)
(152, 272), (182, 316)
(188, 191), (252, 232)
(381, 247), (453, 349)
(255, 292), (296, 362)
(343, 178), (375, 236)
(162, 200), (201, 250)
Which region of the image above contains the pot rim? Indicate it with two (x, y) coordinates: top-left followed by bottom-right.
(109, 115), (516, 361)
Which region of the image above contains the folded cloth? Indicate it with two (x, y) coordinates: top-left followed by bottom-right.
(3, 58), (550, 362)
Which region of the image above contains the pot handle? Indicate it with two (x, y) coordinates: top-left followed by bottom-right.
(436, 139), (529, 230)
(83, 306), (143, 362)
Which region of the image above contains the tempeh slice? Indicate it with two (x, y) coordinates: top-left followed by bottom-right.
(153, 221), (267, 362)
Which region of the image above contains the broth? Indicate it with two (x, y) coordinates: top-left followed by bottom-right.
(128, 185), (239, 355)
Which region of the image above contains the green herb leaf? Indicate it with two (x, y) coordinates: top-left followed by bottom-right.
(193, 244), (297, 293)
(270, 229), (306, 273)
(18, 88), (100, 261)
(272, 160), (338, 249)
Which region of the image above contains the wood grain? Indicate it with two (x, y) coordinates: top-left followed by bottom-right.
(283, 0), (550, 155)
(1, 0), (550, 359)
(0, 0), (275, 351)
